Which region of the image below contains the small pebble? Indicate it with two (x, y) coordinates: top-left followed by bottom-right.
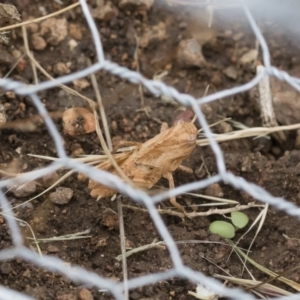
(271, 77), (300, 125)
(22, 269), (31, 278)
(56, 294), (77, 300)
(47, 244), (60, 253)
(16, 57), (27, 72)
(10, 181), (36, 198)
(0, 263), (12, 275)
(26, 18), (39, 33)
(239, 49), (258, 65)
(111, 120), (118, 132)
(0, 49), (13, 65)
(271, 146), (281, 156)
(169, 291), (176, 297)
(217, 121), (233, 134)
(232, 32), (244, 41)
(6, 91), (16, 100)
(240, 156), (252, 172)
(53, 62), (70, 76)
(177, 38), (205, 68)
(18, 202), (34, 210)
(31, 34), (47, 50)
(95, 237), (107, 248)
(210, 73), (222, 86)
(68, 39), (78, 52)
(49, 187), (73, 205)
(204, 183), (224, 198)
(72, 148), (85, 157)
(40, 18), (68, 46)
(79, 288), (94, 300)
(73, 79), (90, 91)
(69, 23), (82, 40)
(139, 22), (166, 48)
(42, 172), (60, 187)
(77, 173), (87, 182)
(11, 49), (22, 59)
(92, 2), (119, 22)
(223, 66), (238, 80)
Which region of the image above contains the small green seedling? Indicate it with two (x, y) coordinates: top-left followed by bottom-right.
(209, 211), (249, 239)
(231, 211), (249, 229)
(209, 220), (235, 239)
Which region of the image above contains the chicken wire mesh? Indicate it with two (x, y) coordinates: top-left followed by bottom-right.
(1, 0), (300, 299)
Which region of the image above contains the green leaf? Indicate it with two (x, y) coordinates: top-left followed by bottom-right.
(231, 211), (249, 229)
(209, 221), (235, 239)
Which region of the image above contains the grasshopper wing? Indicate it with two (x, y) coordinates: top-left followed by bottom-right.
(135, 122), (197, 172)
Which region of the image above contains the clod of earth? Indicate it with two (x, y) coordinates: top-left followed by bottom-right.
(62, 107), (96, 136)
(10, 181), (36, 198)
(177, 38), (206, 68)
(49, 187), (73, 205)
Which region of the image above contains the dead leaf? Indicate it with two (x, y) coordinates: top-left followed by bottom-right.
(0, 3), (21, 22)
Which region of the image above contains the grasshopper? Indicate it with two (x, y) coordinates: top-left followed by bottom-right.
(88, 120), (197, 213)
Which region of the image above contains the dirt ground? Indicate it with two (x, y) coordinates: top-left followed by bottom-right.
(1, 0), (300, 299)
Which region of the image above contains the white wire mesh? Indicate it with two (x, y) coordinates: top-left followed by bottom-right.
(0, 0), (300, 299)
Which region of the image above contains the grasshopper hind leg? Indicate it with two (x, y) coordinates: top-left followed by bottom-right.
(163, 172), (187, 216)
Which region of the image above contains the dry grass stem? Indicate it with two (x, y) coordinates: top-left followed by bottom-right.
(257, 65), (286, 142)
(1, 213), (42, 256)
(214, 275), (293, 297)
(116, 239), (235, 262)
(228, 240), (300, 292)
(134, 33), (149, 116)
(198, 117), (231, 133)
(156, 186), (238, 204)
(91, 104), (132, 184)
(117, 198), (129, 300)
(22, 48), (96, 107)
(257, 64), (277, 127)
(197, 123), (300, 146)
(3, 53), (25, 78)
(28, 153), (108, 164)
(88, 59), (129, 299)
(123, 202), (263, 219)
(27, 229), (92, 243)
(182, 192), (239, 204)
(115, 239), (165, 261)
(241, 204), (269, 275)
(22, 26), (38, 84)
(0, 2), (80, 32)
(87, 58), (112, 150)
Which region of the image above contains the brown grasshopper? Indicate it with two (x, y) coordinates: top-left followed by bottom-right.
(88, 120), (197, 213)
